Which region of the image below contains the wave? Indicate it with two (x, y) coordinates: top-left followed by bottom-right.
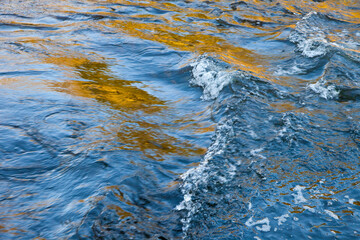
(189, 56), (236, 100)
(177, 48), (360, 238)
(289, 12), (360, 59)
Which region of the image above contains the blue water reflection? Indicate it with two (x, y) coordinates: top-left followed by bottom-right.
(1, 0), (360, 239)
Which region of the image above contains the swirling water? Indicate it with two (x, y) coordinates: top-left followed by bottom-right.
(0, 0), (360, 239)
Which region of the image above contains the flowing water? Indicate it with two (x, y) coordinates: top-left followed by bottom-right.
(1, 0), (360, 239)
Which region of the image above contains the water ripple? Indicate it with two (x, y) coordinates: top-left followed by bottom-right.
(0, 0), (360, 239)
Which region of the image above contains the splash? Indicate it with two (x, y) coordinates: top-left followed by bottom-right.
(308, 79), (339, 99)
(190, 56), (236, 100)
(245, 217), (271, 232)
(289, 12), (328, 58)
(176, 119), (235, 234)
(292, 185), (307, 204)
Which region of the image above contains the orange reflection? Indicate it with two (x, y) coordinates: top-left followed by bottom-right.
(90, 0), (272, 77)
(51, 57), (166, 114)
(47, 54), (206, 160)
(280, 0), (360, 23)
(102, 19), (266, 76)
(88, 0), (359, 87)
(0, 224), (26, 236)
(108, 205), (133, 220)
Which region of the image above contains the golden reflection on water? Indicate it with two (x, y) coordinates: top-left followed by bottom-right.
(90, 0), (271, 76)
(1, 0), (360, 237)
(47, 54), (206, 160)
(103, 20), (267, 75)
(0, 225), (26, 236)
(85, 0), (360, 86)
(51, 57), (166, 113)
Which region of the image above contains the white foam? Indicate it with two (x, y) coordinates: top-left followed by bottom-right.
(275, 65), (305, 76)
(176, 120), (235, 234)
(228, 163), (237, 178)
(303, 11), (317, 20)
(190, 56), (235, 100)
(324, 210), (339, 220)
(290, 11), (360, 60)
(304, 206), (316, 213)
(184, 194), (191, 202)
(175, 193), (192, 211)
(274, 214), (289, 226)
(250, 148), (266, 159)
(289, 12), (328, 58)
(308, 80), (339, 99)
(248, 128), (259, 139)
(245, 217), (271, 232)
(277, 126), (287, 137)
(276, 115), (292, 137)
(345, 196), (356, 204)
(292, 185), (307, 204)
(296, 37), (327, 58)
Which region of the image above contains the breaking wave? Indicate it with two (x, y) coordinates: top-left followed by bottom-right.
(177, 15), (360, 236)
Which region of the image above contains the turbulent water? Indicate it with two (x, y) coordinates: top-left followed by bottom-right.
(1, 0), (360, 239)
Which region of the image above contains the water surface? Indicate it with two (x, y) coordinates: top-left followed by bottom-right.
(1, 0), (360, 239)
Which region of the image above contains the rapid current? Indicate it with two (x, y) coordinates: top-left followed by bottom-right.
(1, 0), (360, 239)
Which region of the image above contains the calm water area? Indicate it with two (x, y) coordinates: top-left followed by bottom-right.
(1, 0), (360, 239)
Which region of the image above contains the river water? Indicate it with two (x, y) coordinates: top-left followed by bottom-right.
(0, 0), (360, 239)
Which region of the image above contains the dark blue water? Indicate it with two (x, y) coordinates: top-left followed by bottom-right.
(1, 0), (360, 239)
